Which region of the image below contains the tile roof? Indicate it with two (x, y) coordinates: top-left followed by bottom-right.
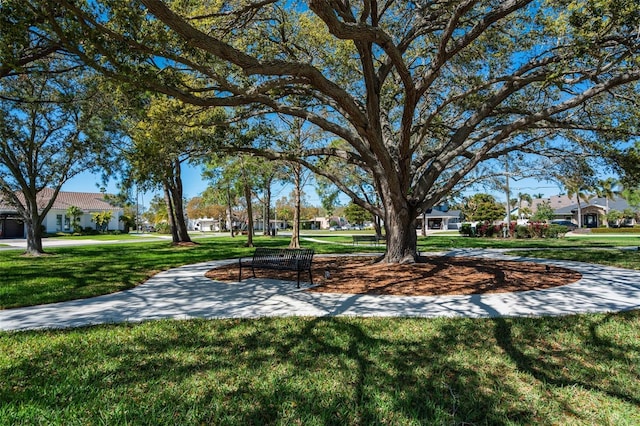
(553, 197), (631, 214)
(424, 208), (462, 218)
(0, 188), (120, 212)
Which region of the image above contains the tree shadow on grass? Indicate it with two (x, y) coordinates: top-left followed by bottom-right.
(11, 316), (639, 424)
(493, 312), (640, 422)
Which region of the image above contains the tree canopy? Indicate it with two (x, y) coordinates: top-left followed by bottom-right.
(35, 0), (640, 261)
(0, 57), (119, 253)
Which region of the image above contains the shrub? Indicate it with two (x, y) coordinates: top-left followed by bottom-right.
(546, 224), (567, 238)
(515, 225), (531, 239)
(590, 227), (640, 234)
(155, 222), (171, 234)
(477, 222), (491, 237)
(528, 222), (547, 238)
(459, 223), (475, 237)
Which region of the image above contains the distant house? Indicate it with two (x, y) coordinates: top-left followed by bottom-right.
(310, 216), (348, 230)
(0, 189), (124, 238)
(416, 206), (463, 232)
(552, 196), (637, 228)
(189, 217), (223, 232)
(530, 194), (575, 212)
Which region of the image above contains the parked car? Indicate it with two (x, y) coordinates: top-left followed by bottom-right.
(551, 220), (578, 231)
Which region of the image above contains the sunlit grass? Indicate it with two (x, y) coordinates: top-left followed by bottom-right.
(1, 315), (639, 425)
(305, 233), (640, 250)
(0, 236), (360, 309)
(509, 248), (640, 270)
(2, 234), (640, 424)
(3, 234), (640, 310)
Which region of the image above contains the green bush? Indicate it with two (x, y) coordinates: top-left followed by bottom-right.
(155, 222), (171, 234)
(514, 225), (530, 239)
(83, 227), (99, 235)
(528, 222), (547, 238)
(545, 224), (567, 238)
(477, 222), (498, 237)
(459, 223), (475, 237)
(590, 227), (640, 234)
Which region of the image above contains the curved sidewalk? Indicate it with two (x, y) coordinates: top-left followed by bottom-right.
(2, 250), (640, 332)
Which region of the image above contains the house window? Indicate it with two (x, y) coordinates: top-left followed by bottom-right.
(56, 215), (62, 232)
(64, 216), (71, 231)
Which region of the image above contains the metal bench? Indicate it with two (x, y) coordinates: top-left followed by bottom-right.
(239, 248), (314, 288)
(352, 235), (385, 246)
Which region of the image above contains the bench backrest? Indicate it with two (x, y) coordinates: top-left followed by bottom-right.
(252, 248), (314, 269)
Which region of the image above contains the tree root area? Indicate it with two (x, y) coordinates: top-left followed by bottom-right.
(204, 256), (582, 296)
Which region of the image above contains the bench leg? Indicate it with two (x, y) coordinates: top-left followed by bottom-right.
(238, 258), (242, 281)
(296, 269), (301, 288)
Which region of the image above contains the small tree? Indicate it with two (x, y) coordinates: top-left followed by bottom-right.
(531, 201), (555, 222)
(119, 214), (135, 233)
(91, 211), (113, 232)
(462, 194), (504, 223)
(66, 205), (84, 234)
(595, 178), (620, 228)
(605, 210), (623, 228)
(344, 202), (371, 227)
(622, 208), (637, 225)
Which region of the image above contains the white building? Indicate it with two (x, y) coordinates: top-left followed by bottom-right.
(0, 189), (124, 238)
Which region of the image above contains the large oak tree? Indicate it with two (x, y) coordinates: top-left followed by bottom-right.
(40, 0), (640, 262)
(0, 60), (119, 254)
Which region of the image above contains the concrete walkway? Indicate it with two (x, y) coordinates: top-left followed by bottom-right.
(2, 250), (640, 332)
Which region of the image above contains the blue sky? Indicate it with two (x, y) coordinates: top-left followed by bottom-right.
(62, 162), (564, 211)
(62, 163), (330, 209)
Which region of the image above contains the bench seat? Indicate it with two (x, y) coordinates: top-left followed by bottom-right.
(239, 248), (314, 288)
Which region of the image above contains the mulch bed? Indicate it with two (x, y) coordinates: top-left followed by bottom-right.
(204, 255), (582, 296)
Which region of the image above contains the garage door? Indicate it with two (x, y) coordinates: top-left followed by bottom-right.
(1, 217), (24, 238)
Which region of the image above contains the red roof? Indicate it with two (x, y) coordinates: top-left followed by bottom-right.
(0, 188), (120, 212)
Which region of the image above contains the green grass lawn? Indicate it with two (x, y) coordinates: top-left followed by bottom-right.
(2, 235), (640, 424)
(509, 248), (640, 270)
(304, 233), (640, 250)
(418, 234), (640, 250)
(1, 315), (639, 425)
(45, 232), (165, 240)
(2, 234), (639, 310)
(0, 236), (361, 309)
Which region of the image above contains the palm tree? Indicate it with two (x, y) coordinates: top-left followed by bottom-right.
(565, 180), (592, 228)
(517, 192), (532, 219)
(594, 178), (619, 228)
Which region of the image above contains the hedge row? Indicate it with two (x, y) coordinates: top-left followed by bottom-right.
(589, 227), (640, 234)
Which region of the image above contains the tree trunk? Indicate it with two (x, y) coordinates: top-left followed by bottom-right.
(373, 215), (383, 238)
(289, 163), (301, 249)
(25, 209), (45, 255)
(163, 185), (179, 243)
(169, 161), (192, 243)
(243, 181), (254, 247)
(576, 197), (583, 228)
(226, 185), (234, 237)
(382, 197), (418, 263)
(263, 186), (271, 236)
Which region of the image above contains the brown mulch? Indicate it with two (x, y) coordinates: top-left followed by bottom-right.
(204, 256), (582, 296)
